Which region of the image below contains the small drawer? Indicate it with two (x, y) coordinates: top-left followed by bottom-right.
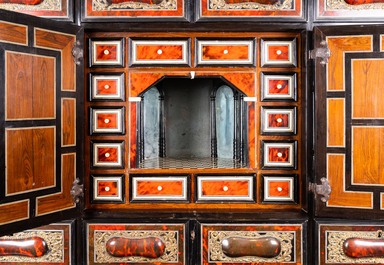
(202, 223), (303, 265)
(89, 73), (125, 101)
(91, 141), (124, 168)
(262, 174), (297, 203)
(91, 174), (124, 203)
(261, 106), (297, 135)
(196, 176), (254, 202)
(90, 107), (125, 135)
(261, 141), (297, 169)
(261, 72), (297, 101)
(131, 176), (189, 202)
(196, 39), (255, 66)
(87, 222), (186, 265)
(0, 222), (73, 264)
(89, 38), (125, 67)
(261, 39), (297, 67)
(130, 39), (189, 66)
(318, 222), (384, 265)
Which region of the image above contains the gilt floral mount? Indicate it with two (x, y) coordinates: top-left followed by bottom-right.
(0, 0), (71, 19)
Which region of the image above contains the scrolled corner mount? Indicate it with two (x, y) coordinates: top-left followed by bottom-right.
(70, 178), (83, 204)
(309, 177), (331, 203)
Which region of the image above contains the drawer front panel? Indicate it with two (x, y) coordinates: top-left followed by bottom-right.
(87, 223), (185, 265)
(202, 223), (303, 265)
(89, 39), (125, 67)
(318, 223), (384, 265)
(261, 107), (296, 135)
(261, 73), (297, 101)
(131, 176), (188, 202)
(196, 176), (254, 202)
(91, 174), (125, 203)
(92, 141), (124, 168)
(261, 39), (297, 67)
(90, 108), (125, 134)
(131, 40), (189, 66)
(262, 174), (297, 203)
(262, 141), (297, 169)
(90, 73), (125, 101)
(197, 40), (254, 65)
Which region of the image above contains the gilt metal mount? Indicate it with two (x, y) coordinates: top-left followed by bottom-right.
(309, 177), (331, 203)
(70, 178), (83, 203)
(72, 40), (83, 66)
(309, 40), (331, 66)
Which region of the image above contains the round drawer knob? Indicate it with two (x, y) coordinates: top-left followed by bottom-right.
(157, 186), (163, 191)
(223, 49), (228, 54)
(105, 153), (110, 158)
(277, 152), (283, 157)
(105, 186), (110, 192)
(277, 84), (282, 89)
(276, 50), (282, 55)
(157, 49), (163, 55)
(104, 50), (110, 55)
(104, 85), (110, 89)
(223, 186), (229, 192)
(277, 118), (283, 123)
(277, 187), (283, 192)
(104, 119), (110, 124)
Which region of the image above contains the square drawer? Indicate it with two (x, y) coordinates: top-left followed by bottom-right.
(261, 72), (297, 101)
(88, 38), (125, 67)
(261, 106), (297, 135)
(91, 141), (124, 168)
(261, 39), (297, 67)
(261, 141), (297, 169)
(196, 39), (255, 66)
(89, 73), (125, 101)
(196, 175), (254, 202)
(87, 222), (186, 265)
(130, 39), (189, 66)
(262, 174), (297, 203)
(91, 174), (125, 203)
(89, 107), (125, 135)
(201, 223), (303, 265)
(130, 175), (189, 202)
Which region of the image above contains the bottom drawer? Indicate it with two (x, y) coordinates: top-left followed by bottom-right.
(201, 223), (303, 265)
(0, 221), (73, 264)
(87, 222), (185, 265)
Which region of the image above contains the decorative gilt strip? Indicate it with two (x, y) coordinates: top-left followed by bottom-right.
(0, 0), (61, 11)
(326, 0), (384, 10)
(92, 0), (177, 11)
(208, 0), (293, 10)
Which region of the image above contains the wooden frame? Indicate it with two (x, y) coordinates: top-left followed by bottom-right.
(90, 174), (125, 203)
(88, 72), (125, 101)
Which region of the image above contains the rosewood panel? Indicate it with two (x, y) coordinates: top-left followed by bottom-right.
(0, 200), (29, 225)
(62, 98), (76, 147)
(327, 99), (344, 147)
(0, 21), (27, 45)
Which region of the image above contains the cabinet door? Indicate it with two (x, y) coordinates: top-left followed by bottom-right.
(0, 9), (84, 235)
(314, 26), (384, 218)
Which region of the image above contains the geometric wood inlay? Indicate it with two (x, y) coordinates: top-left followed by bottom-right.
(327, 36), (372, 91)
(0, 200), (29, 225)
(0, 21), (27, 45)
(327, 98), (345, 147)
(352, 126), (384, 185)
(6, 127), (55, 195)
(352, 59), (384, 119)
(62, 98), (76, 147)
(36, 153), (76, 216)
(327, 154), (372, 208)
(6, 52), (55, 120)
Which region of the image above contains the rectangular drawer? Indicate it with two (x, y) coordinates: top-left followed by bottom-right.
(89, 38), (125, 67)
(261, 141), (297, 169)
(91, 141), (124, 168)
(196, 175), (254, 202)
(261, 106), (297, 135)
(196, 40), (255, 66)
(261, 72), (297, 101)
(261, 174), (297, 203)
(130, 40), (189, 66)
(87, 222), (186, 265)
(261, 38), (297, 67)
(131, 175), (189, 202)
(201, 223), (303, 265)
(90, 107), (125, 135)
(0, 221), (73, 264)
(318, 222), (384, 265)
(91, 174), (125, 203)
(89, 73), (124, 101)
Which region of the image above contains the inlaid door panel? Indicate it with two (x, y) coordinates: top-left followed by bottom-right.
(0, 9), (83, 235)
(314, 26), (384, 218)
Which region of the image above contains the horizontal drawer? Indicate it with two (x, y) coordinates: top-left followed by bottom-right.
(261, 72), (297, 101)
(196, 176), (254, 202)
(261, 106), (297, 135)
(87, 223), (185, 265)
(90, 107), (125, 135)
(89, 73), (124, 101)
(201, 223), (303, 264)
(131, 176), (189, 202)
(130, 40), (189, 66)
(261, 38), (297, 67)
(261, 141), (297, 169)
(262, 174), (297, 203)
(92, 141), (124, 168)
(89, 38), (124, 67)
(318, 222), (384, 265)
(0, 222), (72, 264)
(196, 40), (255, 66)
(91, 174), (124, 203)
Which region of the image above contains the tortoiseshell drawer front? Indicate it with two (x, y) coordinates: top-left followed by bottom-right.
(261, 39), (297, 67)
(89, 73), (125, 101)
(261, 72), (297, 101)
(89, 107), (125, 135)
(89, 38), (125, 67)
(261, 141), (297, 169)
(87, 222), (186, 265)
(318, 222), (384, 265)
(130, 40), (189, 66)
(91, 174), (125, 203)
(0, 221), (73, 264)
(261, 174), (297, 204)
(196, 176), (254, 202)
(261, 106), (297, 135)
(196, 40), (255, 66)
(131, 175), (189, 202)
(201, 223), (303, 265)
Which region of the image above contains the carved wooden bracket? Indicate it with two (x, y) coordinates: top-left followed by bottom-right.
(309, 177), (331, 203)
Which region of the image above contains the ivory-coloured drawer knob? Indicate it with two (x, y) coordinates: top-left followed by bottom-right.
(223, 186), (229, 191)
(105, 186), (110, 191)
(157, 49), (163, 55)
(105, 153), (110, 158)
(104, 50), (110, 55)
(276, 50), (282, 55)
(277, 84), (282, 89)
(157, 186), (163, 191)
(277, 187), (283, 192)
(223, 49), (228, 54)
(104, 85), (110, 89)
(277, 152), (283, 157)
(104, 119), (110, 124)
(277, 118), (283, 123)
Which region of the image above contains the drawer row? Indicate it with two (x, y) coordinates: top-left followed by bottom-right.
(90, 174), (298, 204)
(89, 38), (297, 68)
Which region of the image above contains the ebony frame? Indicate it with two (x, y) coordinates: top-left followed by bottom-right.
(88, 38), (125, 68)
(261, 140), (298, 170)
(260, 106), (297, 135)
(260, 38), (297, 68)
(261, 174), (298, 204)
(88, 72), (125, 102)
(90, 174), (125, 204)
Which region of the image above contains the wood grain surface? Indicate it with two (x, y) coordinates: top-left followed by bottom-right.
(327, 98), (344, 147)
(62, 99), (76, 147)
(0, 21), (27, 45)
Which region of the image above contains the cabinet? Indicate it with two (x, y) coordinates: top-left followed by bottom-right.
(1, 2), (384, 264)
